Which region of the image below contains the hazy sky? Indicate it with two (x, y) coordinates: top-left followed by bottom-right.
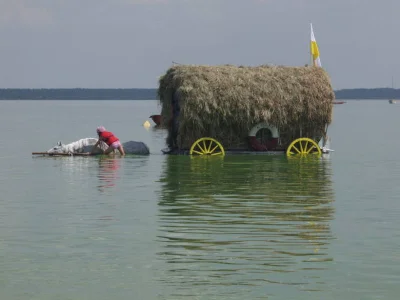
(0, 0), (397, 89)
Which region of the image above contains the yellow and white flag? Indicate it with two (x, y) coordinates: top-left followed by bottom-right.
(310, 23), (322, 67)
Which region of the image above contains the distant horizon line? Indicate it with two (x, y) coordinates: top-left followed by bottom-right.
(0, 87), (398, 91)
(0, 87), (398, 100)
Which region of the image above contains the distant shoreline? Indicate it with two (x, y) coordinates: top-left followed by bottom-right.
(0, 88), (398, 100)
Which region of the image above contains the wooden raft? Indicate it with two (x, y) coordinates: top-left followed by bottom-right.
(32, 152), (94, 156)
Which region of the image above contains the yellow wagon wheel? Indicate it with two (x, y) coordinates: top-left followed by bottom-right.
(190, 137), (225, 156)
(286, 137), (321, 157)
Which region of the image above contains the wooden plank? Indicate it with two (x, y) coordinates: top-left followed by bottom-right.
(32, 152), (93, 156)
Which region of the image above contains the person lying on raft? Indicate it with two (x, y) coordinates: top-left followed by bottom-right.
(91, 126), (125, 156)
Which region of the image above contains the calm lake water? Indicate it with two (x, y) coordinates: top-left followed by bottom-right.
(1, 100), (400, 299)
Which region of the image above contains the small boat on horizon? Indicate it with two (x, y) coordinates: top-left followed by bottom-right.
(333, 101), (346, 104)
(388, 76), (396, 103)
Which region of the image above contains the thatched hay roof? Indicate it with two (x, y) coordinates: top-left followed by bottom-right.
(158, 64), (334, 149)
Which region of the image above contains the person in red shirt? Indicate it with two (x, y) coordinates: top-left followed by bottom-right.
(91, 126), (125, 156)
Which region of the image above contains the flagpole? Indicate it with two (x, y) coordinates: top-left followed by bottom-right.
(310, 23), (313, 66)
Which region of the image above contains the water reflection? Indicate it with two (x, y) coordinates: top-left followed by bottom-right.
(157, 155), (335, 298)
(97, 157), (121, 193)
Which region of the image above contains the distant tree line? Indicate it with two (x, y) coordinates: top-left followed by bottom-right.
(0, 88), (157, 100)
(334, 88), (400, 100)
(0, 88), (398, 100)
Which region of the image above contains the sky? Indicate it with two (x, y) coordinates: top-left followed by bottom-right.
(0, 0), (398, 90)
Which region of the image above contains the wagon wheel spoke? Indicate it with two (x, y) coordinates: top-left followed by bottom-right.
(211, 151), (223, 156)
(197, 143), (206, 153)
(211, 146), (223, 155)
(292, 145), (301, 154)
(192, 149), (204, 155)
(207, 140), (214, 153)
(209, 144), (219, 153)
(306, 145), (316, 154)
(203, 140), (208, 153)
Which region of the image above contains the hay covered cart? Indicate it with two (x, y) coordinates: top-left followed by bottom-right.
(158, 64), (334, 157)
